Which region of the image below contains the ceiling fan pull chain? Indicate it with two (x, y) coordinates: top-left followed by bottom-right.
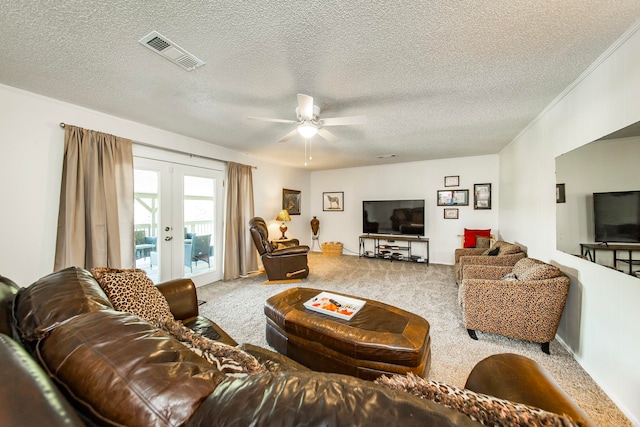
(309, 139), (312, 160)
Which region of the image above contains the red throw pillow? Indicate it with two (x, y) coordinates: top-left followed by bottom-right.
(464, 228), (491, 248)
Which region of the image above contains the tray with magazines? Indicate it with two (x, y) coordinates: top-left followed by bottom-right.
(303, 291), (366, 320)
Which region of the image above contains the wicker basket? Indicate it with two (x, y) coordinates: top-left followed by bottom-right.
(321, 242), (344, 256)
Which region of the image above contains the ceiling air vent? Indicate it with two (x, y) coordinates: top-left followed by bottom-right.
(138, 31), (205, 71)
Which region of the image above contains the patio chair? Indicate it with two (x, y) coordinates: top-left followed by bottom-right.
(134, 230), (156, 260)
(184, 234), (211, 272)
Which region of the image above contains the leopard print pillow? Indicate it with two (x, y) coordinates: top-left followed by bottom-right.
(498, 243), (522, 255)
(512, 258), (543, 278)
(375, 373), (579, 427)
(91, 268), (171, 323)
(518, 263), (562, 281)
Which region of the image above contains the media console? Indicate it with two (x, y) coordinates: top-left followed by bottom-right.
(580, 243), (640, 276)
(359, 234), (429, 265)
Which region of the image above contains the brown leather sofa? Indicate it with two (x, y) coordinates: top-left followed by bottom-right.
(0, 269), (594, 427)
(249, 217), (310, 280)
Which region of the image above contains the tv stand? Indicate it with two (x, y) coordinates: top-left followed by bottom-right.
(359, 234), (429, 265)
(580, 243), (640, 275)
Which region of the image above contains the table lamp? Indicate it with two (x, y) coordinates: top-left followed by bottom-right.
(275, 209), (291, 239)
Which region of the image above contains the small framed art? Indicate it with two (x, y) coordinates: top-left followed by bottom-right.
(282, 189), (301, 215)
(556, 184), (566, 203)
(323, 192), (344, 211)
(444, 175), (459, 187)
(444, 208), (459, 219)
(474, 183), (492, 209)
(437, 189), (469, 206)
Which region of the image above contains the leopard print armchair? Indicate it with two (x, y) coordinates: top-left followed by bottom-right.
(459, 258), (570, 354)
(454, 240), (526, 284)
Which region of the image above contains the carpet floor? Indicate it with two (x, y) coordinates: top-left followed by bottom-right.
(197, 253), (629, 426)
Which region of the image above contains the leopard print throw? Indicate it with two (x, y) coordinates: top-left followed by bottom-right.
(91, 268), (266, 378)
(375, 373), (580, 427)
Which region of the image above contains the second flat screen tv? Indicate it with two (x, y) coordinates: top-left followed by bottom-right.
(593, 190), (640, 243)
(363, 200), (425, 236)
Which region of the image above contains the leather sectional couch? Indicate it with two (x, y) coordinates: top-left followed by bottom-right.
(1, 268), (594, 426)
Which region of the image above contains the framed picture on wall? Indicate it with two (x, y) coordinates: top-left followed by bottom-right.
(556, 183), (566, 203)
(474, 183), (492, 209)
(437, 189), (469, 206)
(444, 208), (459, 219)
(323, 192), (344, 211)
(444, 175), (459, 187)
(282, 189), (301, 215)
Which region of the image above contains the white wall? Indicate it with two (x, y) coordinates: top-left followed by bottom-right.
(310, 156), (500, 264)
(499, 24), (640, 425)
(0, 84), (310, 286)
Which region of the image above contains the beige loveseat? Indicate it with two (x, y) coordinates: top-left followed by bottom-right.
(454, 240), (526, 284)
(459, 257), (570, 354)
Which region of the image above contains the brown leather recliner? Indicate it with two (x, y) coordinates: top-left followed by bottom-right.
(249, 217), (310, 280)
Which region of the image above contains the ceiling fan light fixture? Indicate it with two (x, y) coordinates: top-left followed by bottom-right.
(297, 123), (318, 138)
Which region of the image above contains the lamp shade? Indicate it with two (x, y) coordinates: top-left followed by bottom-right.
(297, 123), (318, 138)
(276, 209), (291, 222)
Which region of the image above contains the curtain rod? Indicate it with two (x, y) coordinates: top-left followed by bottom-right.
(59, 122), (257, 169)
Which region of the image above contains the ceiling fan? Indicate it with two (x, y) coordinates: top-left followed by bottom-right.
(248, 94), (366, 143)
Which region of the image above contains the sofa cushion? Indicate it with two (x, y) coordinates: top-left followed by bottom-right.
(512, 258), (543, 278)
(475, 236), (492, 249)
(14, 267), (112, 342)
(375, 373), (579, 427)
(190, 371), (479, 427)
(463, 229), (491, 248)
(518, 263), (562, 281)
(482, 247), (500, 256)
(38, 309), (225, 427)
(497, 243), (522, 255)
(91, 267), (171, 323)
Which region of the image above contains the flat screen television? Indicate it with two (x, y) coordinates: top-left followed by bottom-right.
(593, 191), (640, 243)
(362, 199), (425, 236)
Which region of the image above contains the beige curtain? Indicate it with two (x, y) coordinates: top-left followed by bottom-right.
(54, 125), (134, 271)
(224, 162), (257, 280)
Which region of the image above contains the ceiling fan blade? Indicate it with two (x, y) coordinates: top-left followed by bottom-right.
(277, 129), (299, 143)
(248, 116), (296, 124)
(321, 116), (367, 126)
(297, 94), (314, 120)
(317, 128), (340, 143)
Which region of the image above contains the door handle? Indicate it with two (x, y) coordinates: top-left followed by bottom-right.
(164, 236), (173, 241)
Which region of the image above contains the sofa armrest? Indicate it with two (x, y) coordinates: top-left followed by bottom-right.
(459, 252), (526, 267)
(156, 278), (199, 321)
(464, 353), (595, 427)
(454, 248), (485, 263)
(462, 265), (512, 280)
(240, 343), (310, 372)
(0, 333), (85, 426)
(270, 245), (311, 256)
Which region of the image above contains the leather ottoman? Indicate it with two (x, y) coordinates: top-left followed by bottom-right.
(264, 287), (431, 380)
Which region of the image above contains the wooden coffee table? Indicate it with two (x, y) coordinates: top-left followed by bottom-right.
(264, 287), (431, 380)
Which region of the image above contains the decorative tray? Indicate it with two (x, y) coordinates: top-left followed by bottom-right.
(303, 292), (366, 320)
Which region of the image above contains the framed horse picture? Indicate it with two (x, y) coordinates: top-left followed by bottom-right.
(323, 192), (344, 211)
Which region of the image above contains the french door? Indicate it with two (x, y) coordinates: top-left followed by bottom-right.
(133, 156), (224, 285)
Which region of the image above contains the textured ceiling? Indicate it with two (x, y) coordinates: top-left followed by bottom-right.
(1, 1), (639, 170)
